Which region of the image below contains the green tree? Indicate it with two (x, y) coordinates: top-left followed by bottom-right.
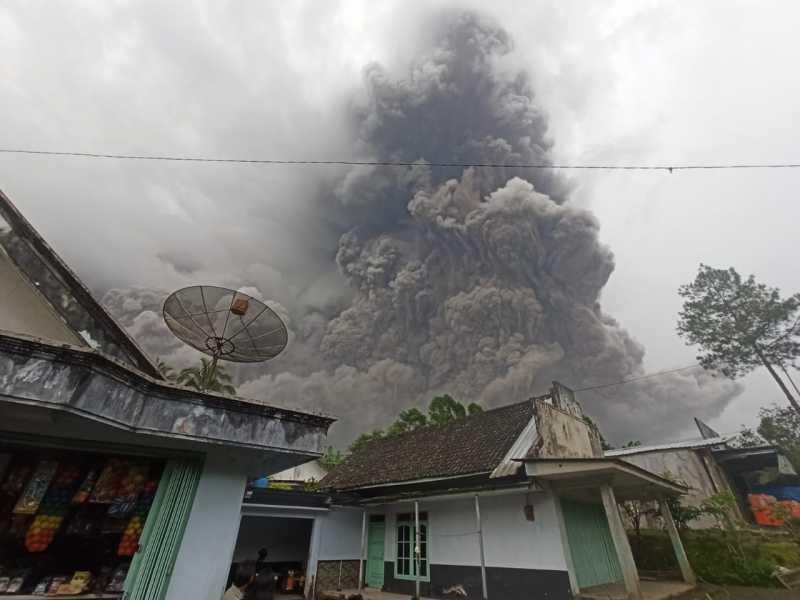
(386, 408), (428, 436)
(428, 394), (483, 425)
(734, 426), (763, 448)
(318, 446), (344, 471)
(155, 357), (176, 381)
(349, 429), (386, 454)
(757, 404), (800, 470)
(176, 357), (236, 395)
(677, 264), (800, 412)
(347, 396), (482, 453)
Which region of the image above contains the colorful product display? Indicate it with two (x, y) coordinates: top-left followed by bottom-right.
(108, 464), (148, 518)
(90, 459), (129, 504)
(117, 479), (157, 556)
(24, 464), (83, 552)
(0, 451), (162, 597)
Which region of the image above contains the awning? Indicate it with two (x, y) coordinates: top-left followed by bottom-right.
(519, 457), (688, 502)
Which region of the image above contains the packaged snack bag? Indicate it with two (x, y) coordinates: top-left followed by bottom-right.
(13, 460), (57, 515)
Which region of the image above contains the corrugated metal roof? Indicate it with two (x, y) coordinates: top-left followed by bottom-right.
(604, 435), (733, 457)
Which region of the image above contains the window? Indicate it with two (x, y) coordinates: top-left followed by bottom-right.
(395, 512), (429, 581)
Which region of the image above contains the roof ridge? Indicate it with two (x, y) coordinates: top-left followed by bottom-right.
(355, 398), (533, 447)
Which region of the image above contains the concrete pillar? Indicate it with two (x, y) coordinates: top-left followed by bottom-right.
(358, 510), (367, 591)
(164, 453), (247, 600)
(659, 499), (697, 585)
(600, 485), (643, 600)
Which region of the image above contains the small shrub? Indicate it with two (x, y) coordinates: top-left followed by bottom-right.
(629, 528), (800, 587)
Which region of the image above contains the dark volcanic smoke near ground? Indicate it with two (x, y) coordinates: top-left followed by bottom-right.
(104, 12), (741, 446)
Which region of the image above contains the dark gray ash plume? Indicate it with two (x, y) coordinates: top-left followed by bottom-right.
(105, 11), (741, 446)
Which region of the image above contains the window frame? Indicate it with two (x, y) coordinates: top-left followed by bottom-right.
(393, 512), (430, 582)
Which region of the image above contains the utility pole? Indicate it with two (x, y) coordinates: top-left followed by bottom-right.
(755, 346), (800, 413)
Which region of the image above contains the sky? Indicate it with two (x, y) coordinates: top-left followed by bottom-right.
(1, 0), (798, 444)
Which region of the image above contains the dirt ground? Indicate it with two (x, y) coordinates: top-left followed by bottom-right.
(674, 583), (797, 599)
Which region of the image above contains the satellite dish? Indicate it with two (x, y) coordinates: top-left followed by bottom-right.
(163, 286), (288, 383)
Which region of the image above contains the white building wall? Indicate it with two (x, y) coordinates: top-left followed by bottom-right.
(377, 491), (567, 571)
(269, 459), (327, 482)
(0, 247), (83, 345)
(164, 452), (248, 600)
(317, 506), (364, 560)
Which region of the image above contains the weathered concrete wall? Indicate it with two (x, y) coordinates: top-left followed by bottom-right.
(619, 448), (732, 528)
(533, 401), (597, 459)
(0, 247), (83, 346)
(0, 333), (333, 457)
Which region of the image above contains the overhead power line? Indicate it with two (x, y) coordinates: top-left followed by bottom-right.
(574, 364), (700, 392)
(1, 148), (800, 171)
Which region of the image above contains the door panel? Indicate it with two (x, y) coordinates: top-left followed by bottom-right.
(366, 519), (385, 588)
(561, 498), (623, 590)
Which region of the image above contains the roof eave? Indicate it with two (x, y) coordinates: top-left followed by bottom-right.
(519, 457), (689, 498)
(0, 330), (335, 452)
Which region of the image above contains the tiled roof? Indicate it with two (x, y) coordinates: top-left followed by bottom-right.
(322, 400), (534, 490)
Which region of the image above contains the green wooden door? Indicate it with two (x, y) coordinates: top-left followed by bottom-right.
(561, 498), (623, 590)
(366, 517), (385, 588)
(123, 458), (203, 600)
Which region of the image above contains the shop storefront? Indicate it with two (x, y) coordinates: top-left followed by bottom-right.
(0, 189), (336, 600)
(0, 437), (202, 598)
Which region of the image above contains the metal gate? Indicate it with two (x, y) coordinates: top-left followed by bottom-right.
(561, 498), (623, 590)
(123, 458), (203, 600)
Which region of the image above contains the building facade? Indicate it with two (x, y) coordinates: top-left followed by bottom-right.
(309, 383), (695, 600)
(0, 189), (334, 600)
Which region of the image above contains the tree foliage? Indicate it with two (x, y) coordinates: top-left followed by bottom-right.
(677, 264), (800, 410)
(757, 404), (800, 470)
(428, 394), (482, 425)
(348, 395), (483, 453)
(176, 357), (236, 395)
(318, 446), (344, 471)
(349, 430), (386, 455)
(156, 357), (176, 381)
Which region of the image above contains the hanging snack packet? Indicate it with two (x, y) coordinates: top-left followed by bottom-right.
(13, 460), (57, 515)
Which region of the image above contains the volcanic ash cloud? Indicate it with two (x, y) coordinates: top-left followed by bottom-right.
(107, 12), (741, 445)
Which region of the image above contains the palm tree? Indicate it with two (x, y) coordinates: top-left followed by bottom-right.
(155, 357), (176, 381)
(176, 358), (236, 395)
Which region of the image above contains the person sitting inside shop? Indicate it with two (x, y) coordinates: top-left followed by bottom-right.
(223, 561), (256, 600)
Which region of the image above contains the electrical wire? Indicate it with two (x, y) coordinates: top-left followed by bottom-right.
(2, 148), (800, 171)
(573, 364), (701, 392)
